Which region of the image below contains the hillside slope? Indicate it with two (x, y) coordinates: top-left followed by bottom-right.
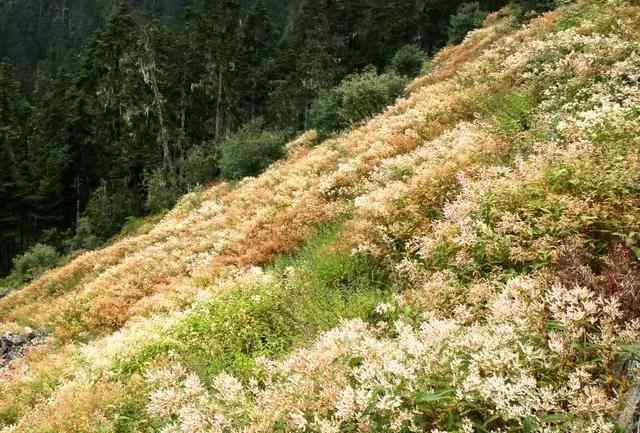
(3, 1), (640, 431)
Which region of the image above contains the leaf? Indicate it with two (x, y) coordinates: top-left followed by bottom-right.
(471, 415), (500, 433)
(523, 416), (537, 433)
(620, 344), (640, 358)
(348, 356), (364, 368)
(481, 415), (500, 428)
(446, 412), (460, 430)
(544, 320), (565, 331)
(415, 389), (455, 404)
(542, 413), (573, 424)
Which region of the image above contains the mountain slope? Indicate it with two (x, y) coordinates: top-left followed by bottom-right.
(3, 1), (640, 432)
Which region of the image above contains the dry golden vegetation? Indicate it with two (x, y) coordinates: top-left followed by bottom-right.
(3, 1), (640, 432)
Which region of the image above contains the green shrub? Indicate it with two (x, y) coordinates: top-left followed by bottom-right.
(114, 223), (391, 381)
(388, 44), (426, 78)
(64, 217), (101, 252)
(513, 0), (557, 21)
(481, 89), (538, 135)
(84, 181), (136, 241)
(178, 145), (219, 188)
(447, 2), (488, 45)
(283, 223), (391, 296)
(11, 243), (60, 282)
(311, 67), (407, 135)
(171, 227), (390, 381)
(110, 214), (166, 243)
(144, 168), (183, 214)
(219, 120), (287, 180)
(144, 144), (217, 213)
(309, 89), (341, 137)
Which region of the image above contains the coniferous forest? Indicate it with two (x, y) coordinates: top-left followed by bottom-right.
(0, 0), (510, 280)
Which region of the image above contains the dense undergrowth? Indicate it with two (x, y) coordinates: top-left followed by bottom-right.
(2, 1), (640, 432)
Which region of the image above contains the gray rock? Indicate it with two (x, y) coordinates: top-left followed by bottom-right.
(0, 330), (47, 367)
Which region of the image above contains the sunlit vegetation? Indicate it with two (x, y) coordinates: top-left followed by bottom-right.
(2, 1), (640, 432)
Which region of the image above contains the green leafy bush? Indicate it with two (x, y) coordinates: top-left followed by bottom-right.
(11, 243), (60, 282)
(144, 144), (217, 213)
(84, 181), (136, 241)
(114, 223), (391, 381)
(388, 44), (426, 78)
(144, 168), (183, 214)
(311, 67), (407, 135)
(64, 217), (101, 252)
(219, 120), (287, 180)
(481, 89), (538, 135)
(513, 0), (557, 21)
(175, 232), (389, 381)
(178, 145), (219, 188)
(447, 2), (488, 44)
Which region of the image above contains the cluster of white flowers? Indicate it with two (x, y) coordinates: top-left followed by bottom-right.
(145, 273), (638, 433)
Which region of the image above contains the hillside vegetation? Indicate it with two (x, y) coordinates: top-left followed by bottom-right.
(3, 1), (640, 432)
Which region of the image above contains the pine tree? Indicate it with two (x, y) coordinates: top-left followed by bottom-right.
(270, 0), (340, 129)
(0, 63), (31, 274)
(240, 0), (277, 119)
(190, 0), (242, 140)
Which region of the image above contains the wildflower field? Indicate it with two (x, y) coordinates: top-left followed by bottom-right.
(2, 0), (640, 431)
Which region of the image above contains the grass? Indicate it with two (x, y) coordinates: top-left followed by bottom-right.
(112, 222), (392, 384)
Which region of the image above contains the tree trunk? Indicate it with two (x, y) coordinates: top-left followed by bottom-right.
(215, 68), (223, 142)
(75, 174), (81, 227)
(141, 29), (172, 170)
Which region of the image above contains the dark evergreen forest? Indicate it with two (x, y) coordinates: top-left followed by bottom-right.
(0, 0), (512, 279)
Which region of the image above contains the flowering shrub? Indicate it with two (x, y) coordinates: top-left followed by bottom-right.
(145, 277), (639, 433)
(3, 1), (640, 432)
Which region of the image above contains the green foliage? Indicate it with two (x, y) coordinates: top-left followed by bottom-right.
(307, 88), (341, 137)
(65, 218), (101, 252)
(179, 146), (219, 188)
(177, 227), (389, 381)
(83, 181), (137, 242)
(111, 214), (167, 244)
(0, 401), (20, 426)
(272, 223), (391, 295)
(219, 120), (287, 180)
(144, 145), (217, 213)
(174, 283), (297, 381)
(311, 68), (408, 135)
(447, 2), (488, 45)
(389, 44), (426, 78)
(114, 223), (391, 381)
(481, 89), (538, 135)
(11, 244), (60, 283)
(108, 391), (161, 433)
(513, 0), (557, 21)
(144, 168), (184, 214)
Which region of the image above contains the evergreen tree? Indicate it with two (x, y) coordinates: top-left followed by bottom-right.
(448, 2), (488, 44)
(270, 0), (340, 129)
(0, 63), (31, 274)
(240, 0), (277, 119)
(190, 0), (242, 141)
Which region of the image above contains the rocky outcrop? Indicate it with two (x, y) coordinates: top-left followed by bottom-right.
(0, 329), (46, 366)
